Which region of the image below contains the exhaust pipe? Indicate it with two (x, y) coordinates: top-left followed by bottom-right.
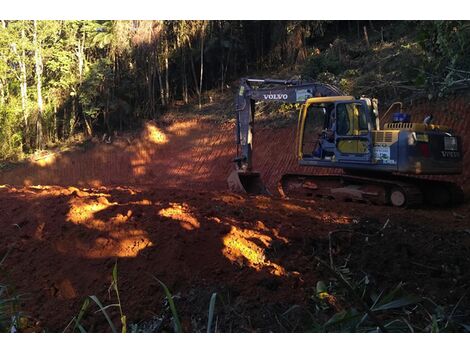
(227, 170), (268, 194)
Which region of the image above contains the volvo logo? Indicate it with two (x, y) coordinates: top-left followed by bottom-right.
(263, 94), (288, 100)
(441, 151), (460, 158)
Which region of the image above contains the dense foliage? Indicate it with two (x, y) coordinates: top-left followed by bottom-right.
(0, 20), (469, 160)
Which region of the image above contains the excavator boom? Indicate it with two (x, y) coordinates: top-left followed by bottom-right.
(229, 78), (342, 194)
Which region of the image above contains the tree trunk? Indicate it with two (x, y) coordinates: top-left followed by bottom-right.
(198, 21), (206, 109)
(178, 35), (188, 104)
(165, 37), (170, 104)
(155, 43), (165, 108)
(146, 49), (155, 118)
(187, 37), (199, 100)
(20, 41), (27, 136)
(70, 97), (76, 136)
(76, 30), (85, 85)
(0, 21), (5, 105)
(62, 105), (67, 140)
(181, 45), (186, 103)
(33, 20), (44, 149)
(53, 104), (58, 141)
(11, 30), (29, 149)
(0, 79), (4, 106)
(363, 25), (370, 48)
(156, 55), (165, 108)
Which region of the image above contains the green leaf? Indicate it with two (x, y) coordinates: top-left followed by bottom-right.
(73, 297), (90, 332)
(460, 323), (470, 332)
(152, 276), (182, 333)
(121, 315), (127, 333)
(75, 320), (87, 333)
(431, 315), (440, 333)
(112, 261), (118, 285)
(316, 281), (327, 294)
(372, 295), (421, 311)
(207, 293), (217, 333)
(89, 295), (117, 333)
(324, 308), (361, 328)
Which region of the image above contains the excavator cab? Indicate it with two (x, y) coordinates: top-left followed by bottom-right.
(298, 97), (376, 164)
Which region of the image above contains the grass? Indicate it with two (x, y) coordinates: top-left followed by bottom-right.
(65, 262), (218, 333)
(57, 254), (468, 333)
(152, 276), (218, 333)
(3, 237), (467, 333)
(307, 255), (469, 333)
(0, 249), (26, 333)
(63, 260), (126, 333)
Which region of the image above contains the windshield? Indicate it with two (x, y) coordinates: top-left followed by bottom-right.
(336, 102), (368, 135)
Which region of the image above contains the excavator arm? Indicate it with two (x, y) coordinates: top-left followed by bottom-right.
(229, 78), (343, 193)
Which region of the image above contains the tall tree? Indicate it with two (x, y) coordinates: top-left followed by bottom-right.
(10, 25), (29, 149)
(33, 20), (44, 149)
(198, 21), (206, 109)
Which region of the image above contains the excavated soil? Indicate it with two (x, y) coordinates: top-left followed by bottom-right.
(0, 97), (470, 332)
(0, 97), (469, 192)
(0, 185), (469, 332)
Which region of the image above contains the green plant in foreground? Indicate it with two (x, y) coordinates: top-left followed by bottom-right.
(320, 281), (421, 332)
(64, 261), (126, 333)
(0, 249), (26, 333)
(313, 257), (469, 333)
(65, 263), (218, 333)
(153, 276), (218, 333)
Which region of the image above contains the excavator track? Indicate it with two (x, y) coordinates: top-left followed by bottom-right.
(278, 173), (464, 207)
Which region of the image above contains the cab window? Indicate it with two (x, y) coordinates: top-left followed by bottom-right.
(336, 102), (368, 136)
(301, 105), (328, 156)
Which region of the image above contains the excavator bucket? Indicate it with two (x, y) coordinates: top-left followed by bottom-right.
(227, 170), (268, 194)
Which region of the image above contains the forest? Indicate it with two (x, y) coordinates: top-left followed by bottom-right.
(0, 20), (469, 160)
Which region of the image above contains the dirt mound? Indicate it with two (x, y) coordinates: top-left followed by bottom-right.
(1, 119), (320, 192)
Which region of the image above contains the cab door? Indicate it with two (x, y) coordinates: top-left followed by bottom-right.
(334, 100), (372, 163)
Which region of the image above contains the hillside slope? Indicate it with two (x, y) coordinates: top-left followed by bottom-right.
(0, 95), (469, 192)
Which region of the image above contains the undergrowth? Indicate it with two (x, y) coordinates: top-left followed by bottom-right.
(0, 249), (27, 332)
(63, 262), (218, 333)
(3, 245), (468, 332)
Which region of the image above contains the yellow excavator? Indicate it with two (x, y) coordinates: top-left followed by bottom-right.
(227, 78), (464, 207)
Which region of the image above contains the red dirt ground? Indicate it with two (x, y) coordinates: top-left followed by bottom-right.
(0, 97), (468, 192)
(0, 98), (469, 332)
(1, 185), (469, 332)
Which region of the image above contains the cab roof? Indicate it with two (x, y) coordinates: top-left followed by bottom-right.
(305, 96), (355, 104)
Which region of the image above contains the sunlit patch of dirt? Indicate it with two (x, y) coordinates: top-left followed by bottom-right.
(88, 230), (151, 258)
(166, 120), (198, 136)
(66, 198), (114, 231)
(65, 195), (153, 258)
(158, 202), (200, 230)
(212, 194), (246, 205)
(128, 199), (152, 205)
(254, 220), (289, 243)
(312, 211), (352, 225)
(32, 154), (57, 167)
(144, 122), (168, 145)
(222, 225), (286, 276)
